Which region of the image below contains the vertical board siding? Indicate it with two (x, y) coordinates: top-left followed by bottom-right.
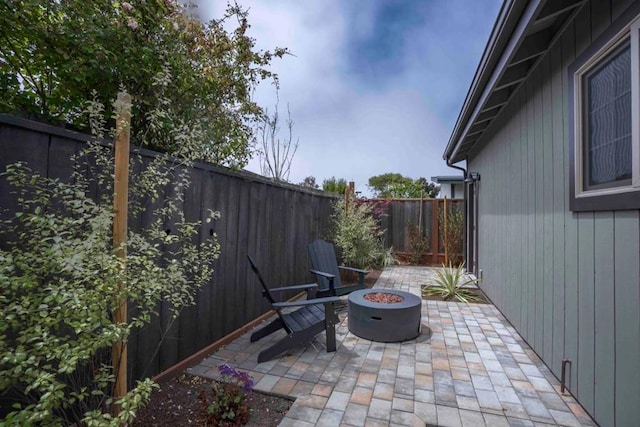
(533, 64), (544, 354)
(593, 212), (615, 427)
(562, 17), (580, 397)
(541, 54), (554, 366)
(526, 75), (536, 343)
(613, 211), (640, 427)
(467, 1), (640, 425)
(550, 38), (566, 378)
(0, 116), (337, 382)
(576, 212), (595, 412)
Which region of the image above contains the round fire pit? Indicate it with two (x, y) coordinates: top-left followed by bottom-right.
(348, 289), (421, 342)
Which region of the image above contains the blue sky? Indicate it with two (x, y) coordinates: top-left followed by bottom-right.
(201, 1), (502, 195)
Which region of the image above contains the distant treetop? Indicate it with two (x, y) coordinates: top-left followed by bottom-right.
(368, 173), (439, 198)
(322, 177), (348, 194)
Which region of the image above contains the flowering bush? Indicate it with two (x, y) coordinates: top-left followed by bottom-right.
(199, 364), (254, 426)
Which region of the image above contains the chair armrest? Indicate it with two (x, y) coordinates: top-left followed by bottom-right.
(338, 266), (369, 275)
(310, 269), (335, 279)
(269, 283), (318, 293)
(310, 269), (336, 295)
(272, 296), (342, 308)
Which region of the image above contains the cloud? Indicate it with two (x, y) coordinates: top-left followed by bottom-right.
(195, 0), (502, 195)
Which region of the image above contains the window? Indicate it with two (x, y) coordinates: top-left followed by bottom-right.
(570, 11), (640, 211)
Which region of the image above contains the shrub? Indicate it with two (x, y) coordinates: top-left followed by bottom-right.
(331, 195), (387, 270)
(0, 93), (220, 425)
(407, 221), (428, 264)
(439, 203), (464, 265)
(422, 263), (479, 303)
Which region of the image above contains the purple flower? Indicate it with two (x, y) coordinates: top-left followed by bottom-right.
(127, 18), (138, 30)
(218, 363), (254, 393)
(218, 363), (235, 376)
(122, 2), (134, 12)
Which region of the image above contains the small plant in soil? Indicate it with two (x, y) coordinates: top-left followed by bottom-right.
(422, 263), (480, 303)
(199, 364), (254, 426)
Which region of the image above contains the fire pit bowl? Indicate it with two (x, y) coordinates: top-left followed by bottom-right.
(347, 289), (422, 342)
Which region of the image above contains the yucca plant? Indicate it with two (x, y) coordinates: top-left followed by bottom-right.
(422, 263), (480, 303)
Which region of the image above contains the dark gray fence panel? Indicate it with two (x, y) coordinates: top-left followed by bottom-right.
(0, 115), (337, 382)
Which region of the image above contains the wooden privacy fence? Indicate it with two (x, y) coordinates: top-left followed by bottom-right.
(0, 115), (338, 383)
(374, 198), (464, 266)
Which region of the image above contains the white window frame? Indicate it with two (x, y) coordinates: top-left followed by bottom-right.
(573, 15), (640, 199)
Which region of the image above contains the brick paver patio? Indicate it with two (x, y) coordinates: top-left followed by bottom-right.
(188, 266), (596, 426)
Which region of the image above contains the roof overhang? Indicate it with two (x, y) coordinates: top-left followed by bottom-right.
(444, 0), (586, 164)
(431, 175), (464, 184)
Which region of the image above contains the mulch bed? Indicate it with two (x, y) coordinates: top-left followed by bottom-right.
(421, 287), (491, 304)
(132, 374), (293, 426)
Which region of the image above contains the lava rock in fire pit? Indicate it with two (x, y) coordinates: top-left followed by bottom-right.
(363, 292), (405, 304)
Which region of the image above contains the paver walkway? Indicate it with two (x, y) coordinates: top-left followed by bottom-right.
(188, 266), (596, 426)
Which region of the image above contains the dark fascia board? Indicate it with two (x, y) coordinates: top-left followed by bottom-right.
(443, 0), (526, 162)
(444, 0), (586, 164)
(431, 175), (464, 184)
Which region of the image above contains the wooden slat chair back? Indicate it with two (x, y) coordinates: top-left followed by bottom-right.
(307, 239), (369, 297)
(247, 256), (341, 363)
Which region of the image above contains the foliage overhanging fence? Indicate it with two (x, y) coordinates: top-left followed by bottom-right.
(372, 198), (465, 266)
(0, 115), (338, 383)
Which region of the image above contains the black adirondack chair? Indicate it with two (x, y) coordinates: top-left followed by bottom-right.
(307, 239), (369, 297)
(247, 256), (341, 363)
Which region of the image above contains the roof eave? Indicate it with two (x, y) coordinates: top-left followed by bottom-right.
(444, 0), (586, 164)
(444, 0), (521, 163)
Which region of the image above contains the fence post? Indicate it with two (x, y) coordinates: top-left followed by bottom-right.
(430, 200), (439, 265)
(443, 196), (448, 265)
(344, 181), (355, 214)
(112, 92), (131, 416)
(418, 191), (423, 234)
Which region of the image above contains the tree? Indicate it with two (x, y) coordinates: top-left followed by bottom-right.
(323, 177), (348, 194)
(368, 173), (440, 198)
(368, 173), (408, 198)
(257, 102), (299, 181)
(0, 0), (287, 168)
(415, 177), (440, 198)
(299, 176), (319, 189)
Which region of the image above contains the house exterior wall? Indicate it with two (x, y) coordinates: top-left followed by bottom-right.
(437, 182), (464, 198)
(467, 1), (640, 425)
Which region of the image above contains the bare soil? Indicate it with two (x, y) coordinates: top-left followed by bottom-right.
(421, 287), (491, 304)
(132, 374), (293, 426)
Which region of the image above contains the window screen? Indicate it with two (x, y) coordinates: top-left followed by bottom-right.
(583, 41), (632, 189)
